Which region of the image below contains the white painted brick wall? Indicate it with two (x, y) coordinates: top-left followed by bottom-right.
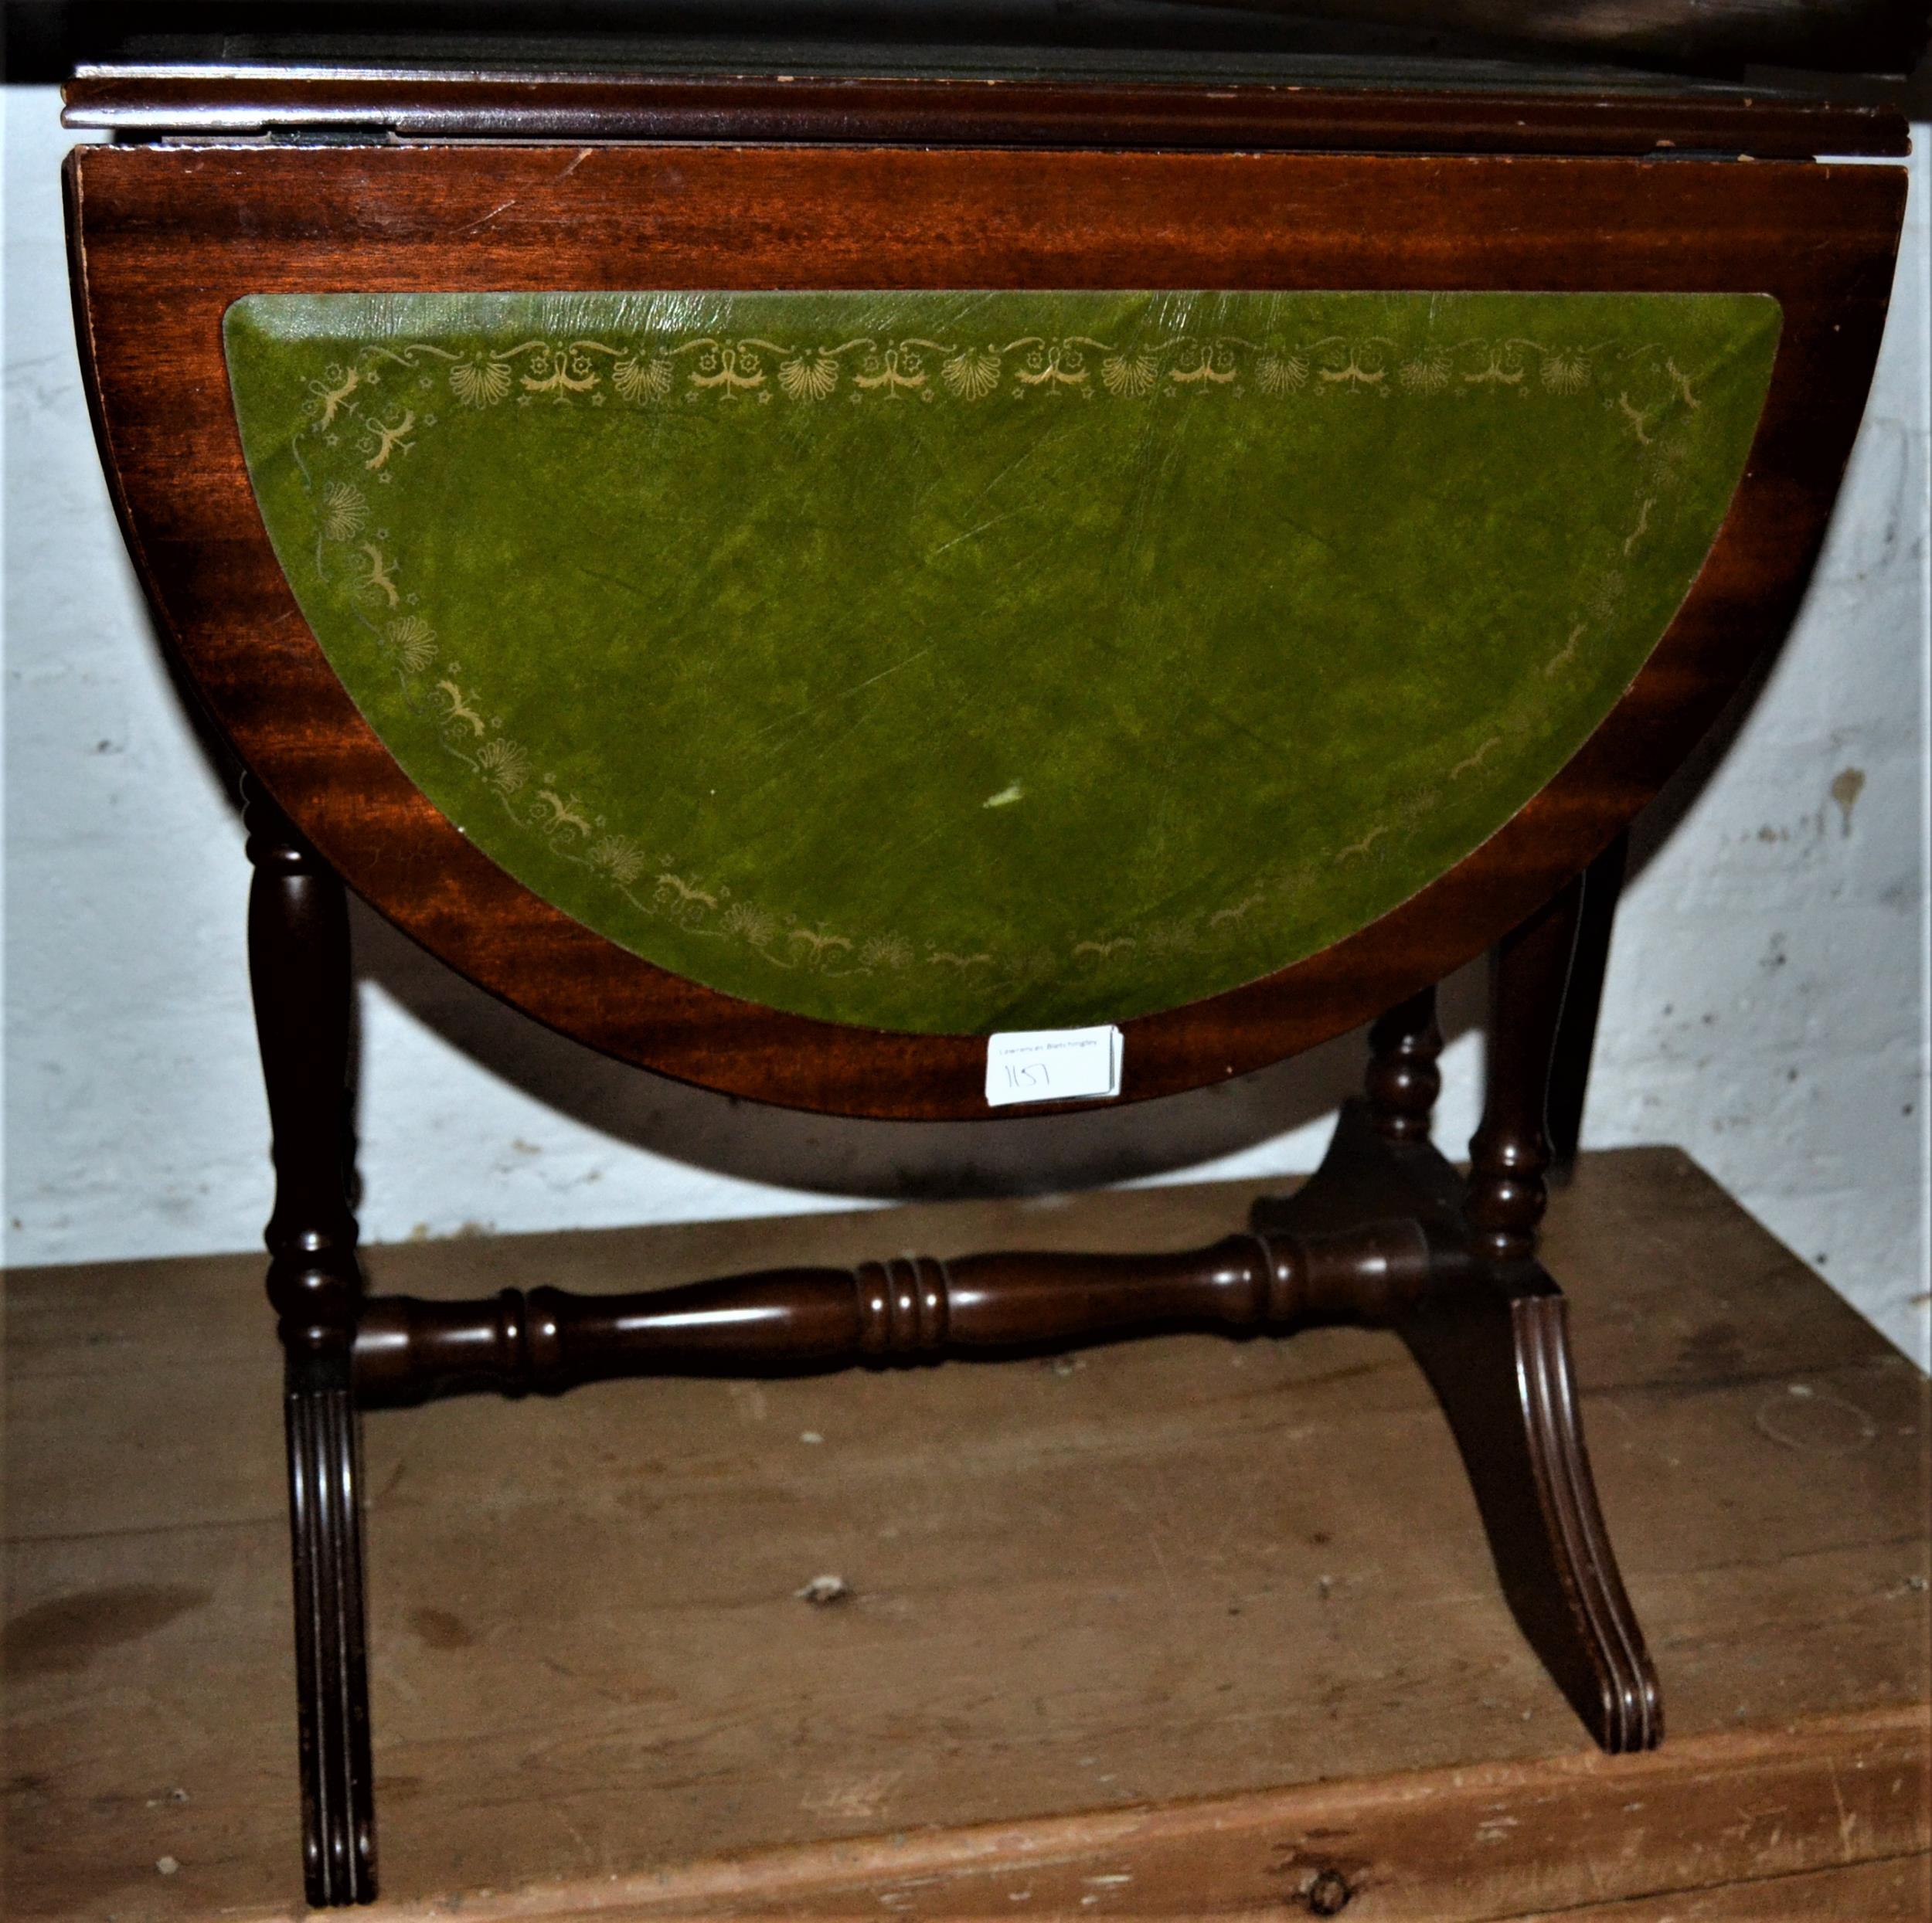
(5, 92), (1926, 1366)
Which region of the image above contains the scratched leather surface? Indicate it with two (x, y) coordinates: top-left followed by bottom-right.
(226, 291), (1778, 1034)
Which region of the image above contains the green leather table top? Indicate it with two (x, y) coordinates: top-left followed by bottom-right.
(226, 290), (1777, 1034)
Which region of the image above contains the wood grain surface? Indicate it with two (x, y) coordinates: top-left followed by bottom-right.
(6, 1150), (1927, 1919)
(66, 138), (1906, 1116)
(60, 67), (1911, 157)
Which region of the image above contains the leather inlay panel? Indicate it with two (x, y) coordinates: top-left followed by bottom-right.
(226, 290), (1777, 1033)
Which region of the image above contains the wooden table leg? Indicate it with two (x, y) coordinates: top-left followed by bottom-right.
(245, 781), (377, 1907)
(1432, 876), (1659, 1750)
(1250, 922), (1662, 1753)
(1467, 871), (1586, 1263)
(1396, 1255), (1663, 1752)
(1366, 984), (1444, 1145)
(1549, 830), (1629, 1183)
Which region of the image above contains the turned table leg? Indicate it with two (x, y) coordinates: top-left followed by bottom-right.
(1466, 872), (1586, 1262)
(1549, 830), (1629, 1183)
(1366, 985), (1444, 1144)
(246, 783), (377, 1906)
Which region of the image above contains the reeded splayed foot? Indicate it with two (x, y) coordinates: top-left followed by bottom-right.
(247, 783), (378, 1904)
(1272, 902), (1661, 1751)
